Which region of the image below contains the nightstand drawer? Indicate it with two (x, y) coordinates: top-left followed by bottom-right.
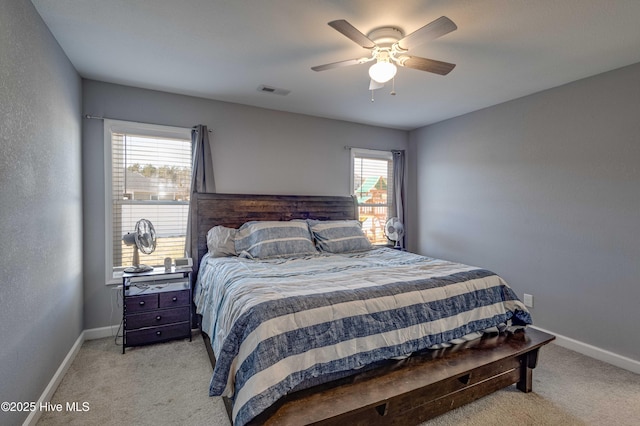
(125, 306), (190, 329)
(125, 294), (158, 313)
(159, 290), (189, 308)
(125, 322), (190, 346)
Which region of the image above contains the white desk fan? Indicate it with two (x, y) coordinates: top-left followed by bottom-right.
(122, 218), (156, 273)
(384, 217), (405, 248)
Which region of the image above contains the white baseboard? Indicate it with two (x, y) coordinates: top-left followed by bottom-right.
(22, 331), (86, 426)
(83, 324), (120, 340)
(22, 325), (120, 426)
(531, 325), (640, 375)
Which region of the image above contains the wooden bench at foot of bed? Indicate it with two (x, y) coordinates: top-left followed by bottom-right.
(204, 328), (555, 426)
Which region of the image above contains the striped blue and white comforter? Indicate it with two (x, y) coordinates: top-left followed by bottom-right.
(194, 248), (531, 426)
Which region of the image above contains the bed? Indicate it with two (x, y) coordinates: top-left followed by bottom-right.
(190, 193), (555, 426)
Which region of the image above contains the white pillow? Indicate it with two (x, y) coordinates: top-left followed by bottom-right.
(206, 225), (237, 257)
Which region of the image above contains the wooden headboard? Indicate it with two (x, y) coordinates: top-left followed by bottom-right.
(189, 192), (358, 277)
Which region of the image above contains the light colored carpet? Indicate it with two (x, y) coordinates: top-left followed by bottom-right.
(37, 331), (229, 426)
(37, 331), (640, 425)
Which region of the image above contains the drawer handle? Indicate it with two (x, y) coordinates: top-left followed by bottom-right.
(139, 301), (145, 306)
(458, 373), (471, 385)
(375, 403), (388, 416)
(156, 331), (162, 336)
(172, 297), (178, 302)
(156, 316), (162, 321)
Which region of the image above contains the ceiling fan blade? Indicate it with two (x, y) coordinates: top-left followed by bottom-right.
(399, 56), (456, 75)
(311, 57), (368, 72)
(369, 79), (384, 90)
(397, 16), (457, 50)
(328, 20), (376, 49)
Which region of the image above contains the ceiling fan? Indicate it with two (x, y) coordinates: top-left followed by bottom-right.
(312, 16), (457, 95)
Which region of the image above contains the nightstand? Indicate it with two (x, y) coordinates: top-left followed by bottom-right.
(122, 267), (192, 354)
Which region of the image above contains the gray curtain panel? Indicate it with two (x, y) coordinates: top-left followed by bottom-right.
(391, 150), (405, 248)
(185, 125), (215, 257)
(190, 125), (216, 193)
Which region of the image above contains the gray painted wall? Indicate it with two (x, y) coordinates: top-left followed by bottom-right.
(409, 63), (640, 361)
(0, 1), (83, 424)
(82, 80), (408, 329)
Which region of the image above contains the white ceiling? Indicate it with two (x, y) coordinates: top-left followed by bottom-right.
(32, 0), (640, 130)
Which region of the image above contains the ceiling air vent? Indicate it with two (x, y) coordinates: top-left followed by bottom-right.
(257, 85), (290, 96)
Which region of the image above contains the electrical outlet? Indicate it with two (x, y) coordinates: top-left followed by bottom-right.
(523, 293), (534, 308)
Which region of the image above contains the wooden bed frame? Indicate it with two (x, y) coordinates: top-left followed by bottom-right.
(189, 192), (555, 426)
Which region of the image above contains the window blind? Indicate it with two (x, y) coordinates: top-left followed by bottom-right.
(352, 150), (393, 244)
(111, 132), (192, 272)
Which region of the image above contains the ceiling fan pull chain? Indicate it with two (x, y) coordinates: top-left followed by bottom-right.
(371, 89), (375, 102)
(390, 77), (396, 96)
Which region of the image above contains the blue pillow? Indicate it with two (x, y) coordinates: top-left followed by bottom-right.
(307, 219), (373, 253)
(235, 220), (318, 259)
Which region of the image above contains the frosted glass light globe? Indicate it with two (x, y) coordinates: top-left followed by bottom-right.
(369, 61), (397, 83)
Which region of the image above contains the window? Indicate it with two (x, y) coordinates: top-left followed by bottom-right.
(105, 120), (192, 284)
(351, 149), (393, 245)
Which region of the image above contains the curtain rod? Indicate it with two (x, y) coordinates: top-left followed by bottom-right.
(344, 145), (404, 152)
(83, 114), (212, 132)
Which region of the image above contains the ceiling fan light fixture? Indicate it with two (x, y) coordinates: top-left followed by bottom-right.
(369, 60), (397, 83)
(313, 17), (457, 97)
